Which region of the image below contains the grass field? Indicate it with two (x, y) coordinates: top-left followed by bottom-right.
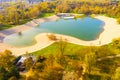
(39, 13), (54, 18)
(0, 24), (12, 30)
(30, 42), (84, 57)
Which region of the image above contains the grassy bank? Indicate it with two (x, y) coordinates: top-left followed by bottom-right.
(39, 13), (54, 18)
(30, 42), (84, 57)
(0, 24), (12, 30)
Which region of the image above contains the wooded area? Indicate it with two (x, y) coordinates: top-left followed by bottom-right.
(0, 0), (120, 29)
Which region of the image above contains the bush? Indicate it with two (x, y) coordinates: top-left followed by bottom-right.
(47, 33), (57, 41)
(18, 32), (22, 35)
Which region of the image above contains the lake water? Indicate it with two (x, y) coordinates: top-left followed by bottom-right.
(4, 17), (104, 47)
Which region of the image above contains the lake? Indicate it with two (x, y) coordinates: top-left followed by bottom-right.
(4, 17), (104, 47)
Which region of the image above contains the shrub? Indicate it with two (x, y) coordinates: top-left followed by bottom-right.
(18, 32), (22, 35)
(47, 33), (57, 41)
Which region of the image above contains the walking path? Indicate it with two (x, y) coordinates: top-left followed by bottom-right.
(97, 54), (120, 61)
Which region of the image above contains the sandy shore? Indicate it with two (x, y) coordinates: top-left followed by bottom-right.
(0, 33), (55, 56)
(0, 15), (60, 56)
(0, 15), (120, 56)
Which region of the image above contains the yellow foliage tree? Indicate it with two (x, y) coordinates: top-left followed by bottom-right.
(117, 18), (120, 24)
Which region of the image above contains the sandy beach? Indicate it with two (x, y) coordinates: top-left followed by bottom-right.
(0, 15), (120, 56)
(0, 15), (60, 56)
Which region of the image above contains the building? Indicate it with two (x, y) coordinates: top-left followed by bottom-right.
(14, 55), (36, 71)
(109, 0), (120, 5)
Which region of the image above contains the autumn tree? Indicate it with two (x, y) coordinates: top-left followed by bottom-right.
(84, 52), (96, 73)
(73, 7), (80, 13)
(117, 18), (120, 24)
(38, 2), (50, 13)
(6, 7), (20, 24)
(26, 69), (40, 80)
(0, 50), (19, 80)
(113, 67), (120, 80)
(0, 50), (14, 70)
(24, 57), (34, 70)
(0, 14), (4, 24)
(57, 38), (67, 56)
(29, 6), (40, 19)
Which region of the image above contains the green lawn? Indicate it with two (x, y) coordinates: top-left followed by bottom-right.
(39, 13), (54, 18)
(30, 42), (84, 57)
(30, 40), (120, 59)
(0, 24), (13, 30)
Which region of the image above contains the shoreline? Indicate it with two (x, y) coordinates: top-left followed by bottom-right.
(0, 15), (120, 56)
(0, 15), (60, 56)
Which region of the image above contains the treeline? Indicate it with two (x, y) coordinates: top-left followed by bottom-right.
(0, 4), (40, 25)
(0, 0), (120, 27)
(1, 39), (120, 80)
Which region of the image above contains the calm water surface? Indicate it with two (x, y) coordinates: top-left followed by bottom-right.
(4, 17), (104, 47)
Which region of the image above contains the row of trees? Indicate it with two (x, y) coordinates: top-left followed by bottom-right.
(1, 39), (120, 80)
(0, 4), (40, 25)
(0, 0), (120, 26)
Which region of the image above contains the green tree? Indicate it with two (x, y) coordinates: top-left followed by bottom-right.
(0, 67), (8, 80)
(8, 66), (19, 78)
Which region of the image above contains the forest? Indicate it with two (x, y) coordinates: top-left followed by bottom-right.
(1, 38), (120, 80)
(0, 0), (120, 30)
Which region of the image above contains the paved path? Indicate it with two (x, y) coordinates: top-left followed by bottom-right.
(97, 54), (120, 61)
